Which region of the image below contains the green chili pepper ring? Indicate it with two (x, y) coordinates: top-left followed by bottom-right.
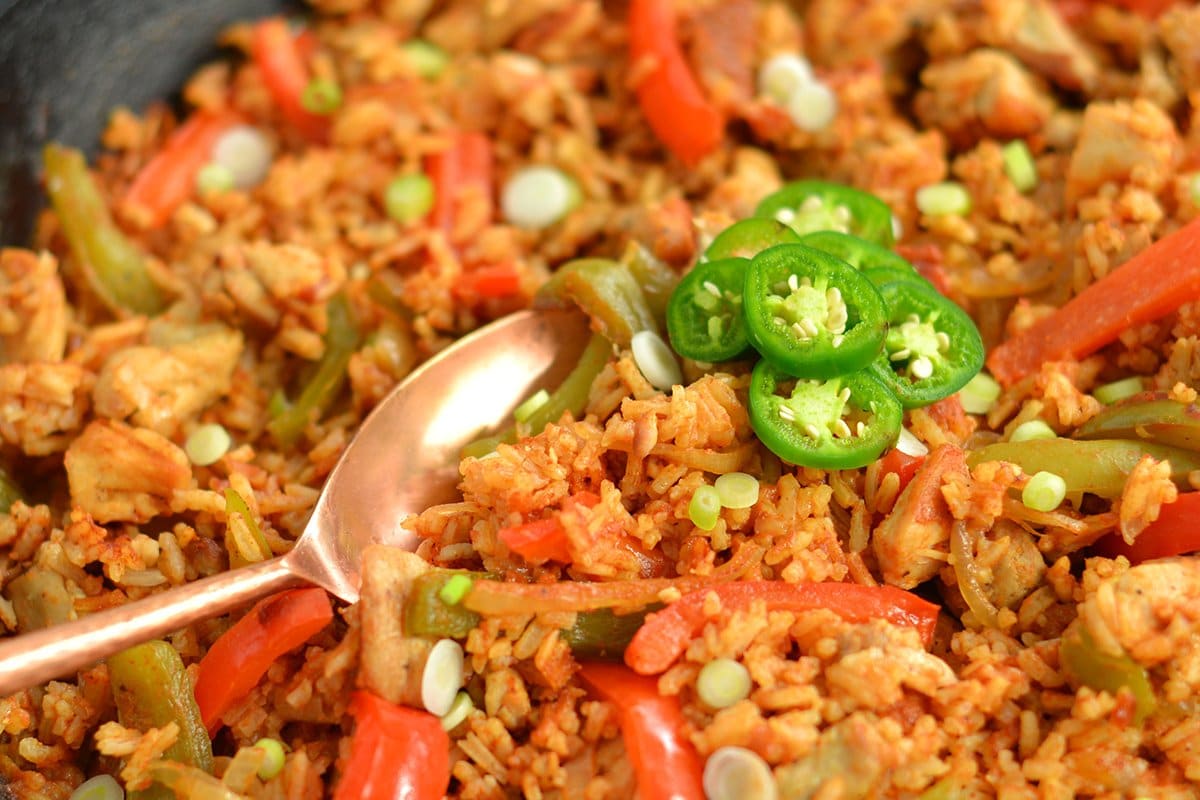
(666, 257), (750, 362)
(705, 218), (801, 261)
(756, 180), (896, 247)
(743, 244), (887, 379)
(748, 359), (903, 470)
(869, 280), (984, 408)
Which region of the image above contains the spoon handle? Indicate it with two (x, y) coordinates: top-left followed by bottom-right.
(0, 555), (302, 697)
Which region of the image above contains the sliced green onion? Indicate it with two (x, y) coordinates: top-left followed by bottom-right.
(895, 426), (929, 457)
(69, 775), (123, 800)
(401, 39), (449, 79)
(1022, 470), (1066, 512)
(384, 173), (435, 224)
(1009, 419), (1056, 443)
(300, 78), (343, 115)
(915, 181), (972, 217)
(438, 574), (473, 606)
(213, 125), (273, 190)
(689, 485), (721, 531)
(501, 165), (581, 229)
(439, 690), (474, 731)
(184, 423), (231, 467)
(758, 53), (813, 104)
(421, 639), (465, 716)
(697, 658), (752, 709)
(513, 389), (550, 423)
(254, 738), (286, 780)
(631, 330), (683, 391)
(1094, 376), (1144, 405)
(196, 163), (234, 195)
(714, 472), (759, 510)
(785, 80), (837, 133)
(703, 746), (778, 800)
(958, 371), (1001, 415)
(1002, 140), (1038, 193)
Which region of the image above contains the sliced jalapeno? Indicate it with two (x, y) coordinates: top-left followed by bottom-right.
(756, 180), (895, 247)
(705, 218), (801, 261)
(666, 257), (750, 362)
(748, 359), (903, 469)
(869, 281), (984, 408)
(799, 230), (931, 291)
(743, 244), (886, 379)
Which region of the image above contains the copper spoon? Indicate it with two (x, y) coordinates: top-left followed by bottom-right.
(0, 308), (592, 697)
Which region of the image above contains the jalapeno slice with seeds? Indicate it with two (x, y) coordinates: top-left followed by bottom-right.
(748, 359), (903, 469)
(756, 180), (895, 247)
(869, 280), (984, 408)
(743, 244), (886, 379)
(666, 257), (750, 362)
(705, 218), (801, 261)
(799, 230), (913, 273)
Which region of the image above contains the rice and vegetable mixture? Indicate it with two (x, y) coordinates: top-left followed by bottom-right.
(4, 0), (1200, 796)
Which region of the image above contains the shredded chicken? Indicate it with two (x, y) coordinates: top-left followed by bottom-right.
(0, 362), (93, 455)
(93, 326), (243, 436)
(63, 420), (192, 524)
(0, 249), (68, 364)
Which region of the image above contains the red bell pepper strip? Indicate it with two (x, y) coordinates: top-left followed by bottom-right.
(498, 492), (600, 563)
(987, 216), (1200, 386)
(627, 0), (724, 166)
(1094, 492), (1200, 564)
(251, 18), (330, 143)
(625, 581), (939, 674)
(193, 587), (333, 733)
(577, 662), (705, 800)
(425, 131), (493, 238)
(123, 110), (241, 228)
(455, 262), (523, 300)
(878, 448), (926, 495)
(332, 691), (450, 800)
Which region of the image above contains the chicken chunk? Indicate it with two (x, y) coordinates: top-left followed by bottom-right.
(872, 444), (967, 589)
(775, 713), (899, 799)
(221, 242), (344, 334)
(357, 544), (435, 707)
(981, 0), (1099, 92)
(1065, 99), (1179, 204)
(983, 521), (1046, 611)
(916, 49), (1054, 148)
(0, 363), (93, 456)
(805, 0), (948, 66)
(92, 326), (243, 437)
(0, 249), (67, 364)
(1078, 558), (1200, 668)
(64, 420), (192, 524)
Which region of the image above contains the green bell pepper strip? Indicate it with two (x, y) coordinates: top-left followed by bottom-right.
(1060, 624), (1155, 724)
(966, 438), (1200, 499)
(461, 333), (611, 458)
(267, 293), (362, 446)
(0, 466), (21, 513)
(666, 257), (750, 362)
(406, 571), (654, 659)
(535, 258), (657, 348)
(42, 143), (167, 316)
(1072, 393), (1200, 452)
(108, 640), (214, 799)
(622, 242), (679, 327)
(743, 244), (887, 379)
(869, 280), (984, 409)
(748, 359), (903, 469)
(704, 218), (801, 261)
(756, 180), (895, 247)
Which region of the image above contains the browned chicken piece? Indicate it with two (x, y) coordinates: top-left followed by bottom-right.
(0, 362), (93, 456)
(978, 519), (1047, 611)
(1077, 558), (1200, 668)
(980, 0), (1099, 92)
(92, 326), (243, 437)
(63, 420), (192, 524)
(872, 444), (968, 589)
(1064, 99), (1179, 204)
(915, 49), (1054, 148)
(0, 249), (68, 365)
(222, 241), (344, 333)
(775, 713), (900, 799)
(357, 544), (435, 706)
(805, 0), (949, 66)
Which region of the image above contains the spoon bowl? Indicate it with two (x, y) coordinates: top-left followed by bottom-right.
(0, 308), (593, 696)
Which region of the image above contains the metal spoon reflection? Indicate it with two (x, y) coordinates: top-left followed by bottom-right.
(0, 309), (593, 697)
